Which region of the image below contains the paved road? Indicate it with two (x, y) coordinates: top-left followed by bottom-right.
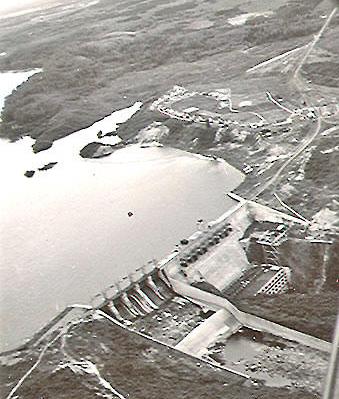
(251, 117), (319, 199)
(251, 122), (339, 201)
(250, 6), (338, 201)
(293, 7), (337, 81)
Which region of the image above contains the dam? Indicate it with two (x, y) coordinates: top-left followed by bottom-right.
(2, 192), (333, 392)
(86, 193), (332, 387)
(0, 141), (244, 352)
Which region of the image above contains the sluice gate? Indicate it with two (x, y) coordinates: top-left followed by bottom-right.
(96, 268), (174, 323)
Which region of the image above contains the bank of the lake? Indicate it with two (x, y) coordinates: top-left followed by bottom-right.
(0, 67), (244, 352)
(0, 142), (243, 352)
(0, 68), (42, 116)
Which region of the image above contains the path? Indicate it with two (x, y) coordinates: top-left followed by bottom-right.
(252, 123), (339, 200)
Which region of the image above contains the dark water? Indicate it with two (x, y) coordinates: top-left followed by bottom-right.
(215, 328), (292, 387)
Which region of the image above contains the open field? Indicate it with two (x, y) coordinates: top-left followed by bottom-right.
(0, 314), (319, 399)
(0, 0), (338, 397)
(237, 292), (338, 342)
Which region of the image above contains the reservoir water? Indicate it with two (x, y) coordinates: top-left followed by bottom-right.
(0, 69), (42, 116)
(0, 70), (244, 352)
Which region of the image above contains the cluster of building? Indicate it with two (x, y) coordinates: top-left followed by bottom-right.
(150, 85), (335, 139)
(150, 85), (266, 129)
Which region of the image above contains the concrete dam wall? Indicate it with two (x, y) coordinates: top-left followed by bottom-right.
(169, 277), (331, 354)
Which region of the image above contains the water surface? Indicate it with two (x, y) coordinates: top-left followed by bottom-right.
(0, 69), (42, 116)
(0, 70), (244, 352)
(0, 143), (243, 351)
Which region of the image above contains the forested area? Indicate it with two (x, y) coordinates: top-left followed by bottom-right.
(0, 0), (335, 148)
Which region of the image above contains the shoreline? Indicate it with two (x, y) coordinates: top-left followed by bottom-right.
(0, 188), (244, 356)
(0, 0), (338, 396)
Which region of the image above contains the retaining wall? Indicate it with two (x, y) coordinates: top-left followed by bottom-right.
(176, 309), (242, 356)
(169, 277), (331, 353)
